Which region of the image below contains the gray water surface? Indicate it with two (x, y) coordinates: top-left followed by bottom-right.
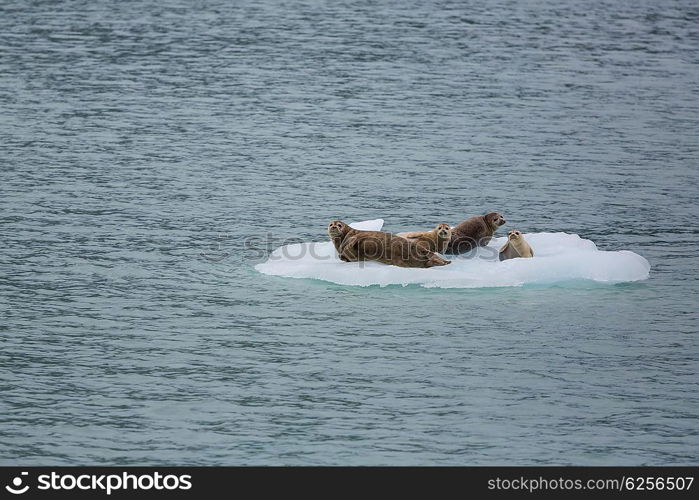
(1, 0), (698, 465)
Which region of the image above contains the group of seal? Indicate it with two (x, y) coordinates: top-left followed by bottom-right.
(327, 221), (451, 268)
(327, 212), (534, 268)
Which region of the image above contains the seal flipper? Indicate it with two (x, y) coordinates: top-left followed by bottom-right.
(339, 235), (360, 262)
(498, 241), (510, 261)
(397, 231), (422, 240)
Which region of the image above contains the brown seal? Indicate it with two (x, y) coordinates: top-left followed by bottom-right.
(446, 212), (506, 254)
(499, 229), (534, 261)
(327, 221), (451, 268)
(397, 224), (452, 254)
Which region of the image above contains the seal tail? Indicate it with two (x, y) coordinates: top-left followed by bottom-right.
(427, 254), (451, 267)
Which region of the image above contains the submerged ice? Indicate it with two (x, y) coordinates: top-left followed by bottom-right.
(254, 219), (650, 288)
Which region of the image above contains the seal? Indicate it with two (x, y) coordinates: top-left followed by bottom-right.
(397, 224), (452, 254)
(327, 221), (451, 268)
(499, 229), (534, 261)
(446, 212), (506, 254)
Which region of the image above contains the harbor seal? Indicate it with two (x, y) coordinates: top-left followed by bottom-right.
(397, 224), (452, 254)
(327, 221), (451, 268)
(499, 229), (534, 261)
(446, 212), (506, 254)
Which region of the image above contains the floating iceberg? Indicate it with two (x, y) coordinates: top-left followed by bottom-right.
(254, 219), (650, 288)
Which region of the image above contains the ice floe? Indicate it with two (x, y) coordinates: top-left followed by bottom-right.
(254, 219), (650, 288)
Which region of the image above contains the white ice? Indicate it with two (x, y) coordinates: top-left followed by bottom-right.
(254, 219), (651, 288)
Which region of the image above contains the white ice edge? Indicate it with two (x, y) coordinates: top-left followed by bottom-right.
(254, 219), (650, 288)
